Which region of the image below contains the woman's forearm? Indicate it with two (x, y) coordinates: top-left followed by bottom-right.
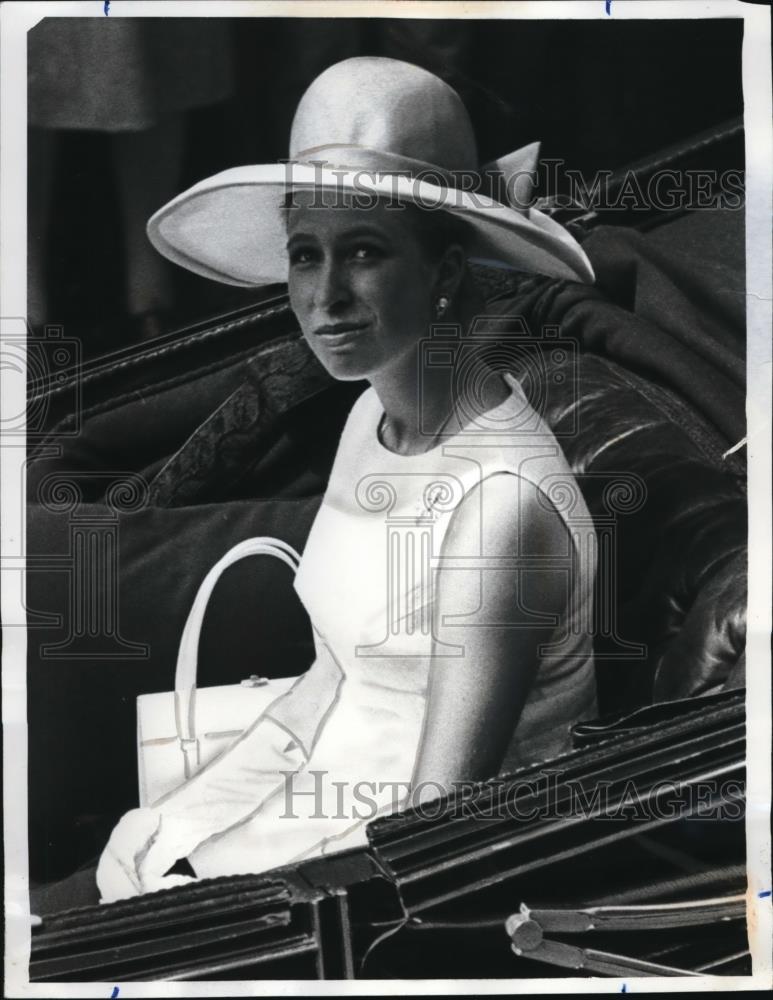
(410, 645), (523, 793)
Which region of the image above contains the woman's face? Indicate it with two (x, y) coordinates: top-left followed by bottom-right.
(286, 198), (441, 381)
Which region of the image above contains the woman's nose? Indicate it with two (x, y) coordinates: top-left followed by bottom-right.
(315, 259), (352, 312)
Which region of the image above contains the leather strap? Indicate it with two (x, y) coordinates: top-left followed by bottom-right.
(173, 537), (301, 777)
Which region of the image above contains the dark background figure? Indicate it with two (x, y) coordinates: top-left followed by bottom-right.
(27, 17), (234, 341)
(28, 16), (742, 358)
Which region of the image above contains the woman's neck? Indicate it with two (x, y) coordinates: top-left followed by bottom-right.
(370, 354), (511, 456)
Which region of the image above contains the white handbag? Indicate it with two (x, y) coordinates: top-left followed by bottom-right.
(136, 537), (302, 807)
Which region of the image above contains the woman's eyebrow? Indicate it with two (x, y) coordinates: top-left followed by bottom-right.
(286, 231), (318, 247)
(287, 225), (391, 250)
(337, 225), (390, 241)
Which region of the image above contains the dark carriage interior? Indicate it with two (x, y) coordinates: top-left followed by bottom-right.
(25, 16), (749, 980)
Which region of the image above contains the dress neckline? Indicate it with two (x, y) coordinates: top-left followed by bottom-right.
(370, 373), (524, 461)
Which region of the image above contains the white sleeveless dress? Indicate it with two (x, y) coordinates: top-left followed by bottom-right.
(185, 374), (598, 879)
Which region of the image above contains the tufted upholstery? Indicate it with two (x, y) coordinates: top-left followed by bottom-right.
(476, 207), (747, 713)
(523, 349), (746, 713)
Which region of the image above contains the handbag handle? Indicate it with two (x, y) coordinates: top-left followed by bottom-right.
(174, 537), (302, 777)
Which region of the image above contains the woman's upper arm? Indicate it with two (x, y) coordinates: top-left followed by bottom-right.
(411, 472), (573, 794)
(436, 471), (571, 638)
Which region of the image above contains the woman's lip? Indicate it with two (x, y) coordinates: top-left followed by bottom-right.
(316, 324), (368, 345)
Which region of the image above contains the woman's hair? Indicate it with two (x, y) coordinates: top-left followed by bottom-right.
(399, 203), (484, 326)
(399, 202), (472, 263)
(282, 190), (471, 260)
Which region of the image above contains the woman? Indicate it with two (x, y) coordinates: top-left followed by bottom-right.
(97, 57), (598, 902)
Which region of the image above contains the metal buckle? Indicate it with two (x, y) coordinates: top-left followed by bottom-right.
(240, 675), (269, 688)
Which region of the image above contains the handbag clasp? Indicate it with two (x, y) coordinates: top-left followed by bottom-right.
(240, 675), (269, 688)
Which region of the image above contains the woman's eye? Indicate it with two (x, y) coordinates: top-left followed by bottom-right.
(351, 244), (382, 261)
(289, 247), (316, 266)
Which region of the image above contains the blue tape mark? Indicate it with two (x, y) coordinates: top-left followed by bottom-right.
(621, 986), (628, 994)
(111, 989), (119, 999)
(605, 0), (612, 13)
(759, 889), (772, 898)
(104, 0), (110, 14)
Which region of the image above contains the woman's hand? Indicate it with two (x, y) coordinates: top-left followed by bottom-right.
(96, 663), (341, 903)
(96, 808), (196, 903)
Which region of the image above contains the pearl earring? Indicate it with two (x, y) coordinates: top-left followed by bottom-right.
(435, 296), (450, 319)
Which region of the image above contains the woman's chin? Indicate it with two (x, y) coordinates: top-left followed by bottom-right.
(319, 354), (376, 382)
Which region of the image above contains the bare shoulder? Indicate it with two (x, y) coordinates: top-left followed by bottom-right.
(436, 472), (573, 623)
(442, 470), (572, 559)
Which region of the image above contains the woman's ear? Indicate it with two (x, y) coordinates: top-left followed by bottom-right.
(434, 243), (467, 302)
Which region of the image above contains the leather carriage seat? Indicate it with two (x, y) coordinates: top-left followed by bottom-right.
(479, 207), (747, 715)
(523, 346), (745, 715)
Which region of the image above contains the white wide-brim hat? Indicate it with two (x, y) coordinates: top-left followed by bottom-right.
(148, 57), (594, 287)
